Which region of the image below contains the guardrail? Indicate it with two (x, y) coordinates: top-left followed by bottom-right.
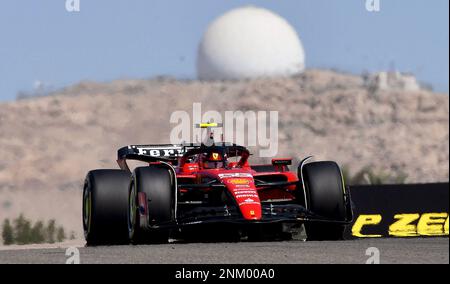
(345, 183), (449, 239)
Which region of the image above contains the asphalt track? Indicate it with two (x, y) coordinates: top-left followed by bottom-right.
(0, 238), (447, 264)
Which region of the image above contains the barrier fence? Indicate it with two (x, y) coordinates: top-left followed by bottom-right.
(345, 183), (449, 239)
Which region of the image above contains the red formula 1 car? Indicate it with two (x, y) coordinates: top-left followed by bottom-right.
(82, 130), (353, 245)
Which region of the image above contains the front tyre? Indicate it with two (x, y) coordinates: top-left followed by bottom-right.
(83, 170), (131, 246)
(300, 161), (347, 241)
(128, 166), (174, 244)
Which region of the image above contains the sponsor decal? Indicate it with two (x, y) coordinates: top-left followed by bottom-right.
(219, 173), (253, 178)
(232, 187), (259, 200)
(235, 194), (259, 198)
(233, 190), (257, 194)
(131, 145), (185, 157)
(347, 183), (449, 239)
(238, 197), (260, 206)
(184, 221), (203, 225)
(352, 212), (449, 238)
(234, 184), (251, 188)
(228, 178), (250, 185)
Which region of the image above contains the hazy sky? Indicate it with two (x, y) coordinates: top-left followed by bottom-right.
(0, 0), (448, 101)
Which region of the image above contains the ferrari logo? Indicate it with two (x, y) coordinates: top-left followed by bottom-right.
(212, 153), (219, 160)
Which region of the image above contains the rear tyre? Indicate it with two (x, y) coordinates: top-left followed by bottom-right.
(128, 166), (174, 244)
(83, 170), (131, 246)
(300, 161), (347, 241)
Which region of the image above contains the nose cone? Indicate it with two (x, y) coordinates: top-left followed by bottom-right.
(239, 202), (262, 220)
(222, 176), (262, 220)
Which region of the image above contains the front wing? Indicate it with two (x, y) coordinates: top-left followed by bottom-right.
(145, 200), (353, 231)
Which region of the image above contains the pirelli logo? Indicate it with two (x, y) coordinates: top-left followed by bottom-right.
(351, 212), (449, 238)
(347, 184), (449, 239)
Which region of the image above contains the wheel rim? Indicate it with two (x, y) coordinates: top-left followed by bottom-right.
(128, 182), (136, 238)
(83, 183), (92, 238)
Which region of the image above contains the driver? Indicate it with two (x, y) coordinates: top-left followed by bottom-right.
(202, 152), (227, 169)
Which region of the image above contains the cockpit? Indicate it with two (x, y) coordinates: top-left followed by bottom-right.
(179, 145), (250, 171)
(201, 151), (226, 169)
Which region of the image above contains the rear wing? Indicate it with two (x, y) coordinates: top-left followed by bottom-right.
(117, 144), (209, 171)
(118, 144), (183, 160)
(117, 142), (238, 171)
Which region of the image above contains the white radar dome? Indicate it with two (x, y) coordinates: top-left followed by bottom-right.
(197, 6), (305, 80)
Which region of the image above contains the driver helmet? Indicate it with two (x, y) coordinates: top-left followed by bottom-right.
(202, 152), (226, 169)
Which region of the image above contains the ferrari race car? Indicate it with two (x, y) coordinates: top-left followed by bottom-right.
(82, 128), (353, 245)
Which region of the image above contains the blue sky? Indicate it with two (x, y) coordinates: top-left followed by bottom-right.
(0, 0), (448, 101)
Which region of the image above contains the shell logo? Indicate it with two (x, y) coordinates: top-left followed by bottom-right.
(228, 178), (250, 185)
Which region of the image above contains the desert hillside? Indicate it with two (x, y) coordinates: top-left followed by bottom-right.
(0, 69), (448, 239)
